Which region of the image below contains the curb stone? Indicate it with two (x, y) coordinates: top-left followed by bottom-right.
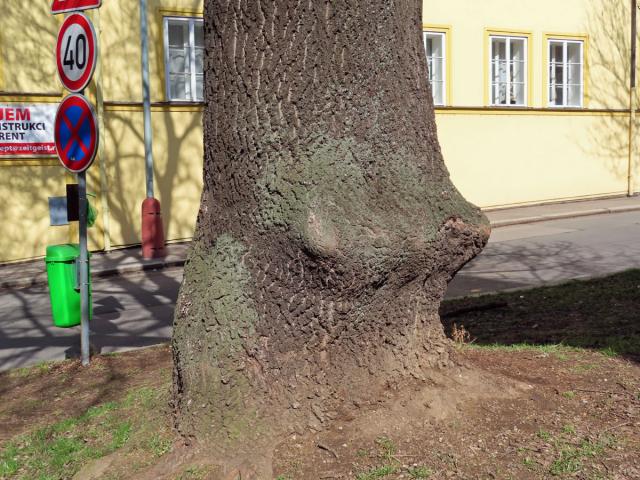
(489, 204), (640, 229)
(0, 258), (186, 291)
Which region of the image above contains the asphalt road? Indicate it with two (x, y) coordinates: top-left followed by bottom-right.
(1, 210), (639, 371)
(447, 210), (640, 296)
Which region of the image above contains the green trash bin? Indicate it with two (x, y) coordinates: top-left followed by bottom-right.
(45, 244), (92, 328)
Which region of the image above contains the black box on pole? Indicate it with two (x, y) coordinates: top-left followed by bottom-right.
(66, 184), (79, 222)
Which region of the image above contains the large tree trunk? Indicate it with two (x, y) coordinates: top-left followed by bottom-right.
(172, 0), (489, 474)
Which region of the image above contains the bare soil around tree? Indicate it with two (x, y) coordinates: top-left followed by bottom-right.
(1, 271), (639, 479)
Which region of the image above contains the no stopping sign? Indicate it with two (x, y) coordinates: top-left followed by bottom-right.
(56, 13), (98, 92)
(54, 94), (99, 173)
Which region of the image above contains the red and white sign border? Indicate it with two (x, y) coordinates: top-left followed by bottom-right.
(56, 13), (98, 93)
(54, 94), (99, 173)
(51, 0), (102, 15)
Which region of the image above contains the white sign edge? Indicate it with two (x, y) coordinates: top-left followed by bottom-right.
(50, 0), (103, 15)
(55, 12), (99, 93)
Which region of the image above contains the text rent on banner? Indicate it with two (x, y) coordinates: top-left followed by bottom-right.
(0, 104), (57, 157)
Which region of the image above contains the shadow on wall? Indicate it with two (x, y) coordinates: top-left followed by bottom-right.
(582, 0), (637, 184)
(0, 0), (205, 262)
(98, 0), (205, 249)
(0, 3), (82, 262)
(104, 108), (204, 248)
(2, 2), (58, 89)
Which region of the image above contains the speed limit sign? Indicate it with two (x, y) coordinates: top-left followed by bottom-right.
(55, 13), (98, 92)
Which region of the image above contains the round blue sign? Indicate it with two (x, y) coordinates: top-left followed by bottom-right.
(54, 94), (98, 173)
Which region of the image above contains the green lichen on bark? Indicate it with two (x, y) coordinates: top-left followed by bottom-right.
(256, 135), (487, 268)
(205, 234), (258, 348)
(173, 234), (263, 443)
(182, 234), (258, 352)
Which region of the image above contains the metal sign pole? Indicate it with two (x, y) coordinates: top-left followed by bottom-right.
(140, 0), (154, 199)
(52, 2), (101, 367)
(78, 169), (90, 366)
(78, 84), (90, 366)
(630, 0), (638, 196)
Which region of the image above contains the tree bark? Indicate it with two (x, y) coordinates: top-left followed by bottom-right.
(171, 0), (489, 469)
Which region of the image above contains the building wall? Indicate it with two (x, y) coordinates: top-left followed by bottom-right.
(103, 104), (203, 248)
(0, 0), (637, 263)
(424, 0), (638, 207)
(0, 0), (204, 263)
(438, 111), (630, 207)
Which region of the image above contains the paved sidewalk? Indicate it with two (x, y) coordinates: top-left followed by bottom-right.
(486, 195), (640, 227)
(1, 243), (189, 291)
(1, 196), (639, 291)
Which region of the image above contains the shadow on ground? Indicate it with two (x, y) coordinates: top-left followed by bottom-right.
(441, 269), (640, 363)
(0, 261), (182, 371)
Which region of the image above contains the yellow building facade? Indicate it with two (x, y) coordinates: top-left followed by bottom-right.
(424, 0), (639, 208)
(0, 0), (637, 263)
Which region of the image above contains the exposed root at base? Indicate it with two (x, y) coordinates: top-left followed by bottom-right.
(133, 440), (275, 480)
(146, 363), (527, 479)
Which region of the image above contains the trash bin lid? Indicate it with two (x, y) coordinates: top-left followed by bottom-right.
(45, 244), (81, 262)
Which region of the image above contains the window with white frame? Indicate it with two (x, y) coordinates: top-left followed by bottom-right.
(423, 31), (446, 106)
(548, 39), (583, 107)
(164, 17), (204, 102)
(490, 36), (527, 106)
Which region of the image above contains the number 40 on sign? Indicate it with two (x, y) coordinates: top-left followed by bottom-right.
(55, 13), (98, 93)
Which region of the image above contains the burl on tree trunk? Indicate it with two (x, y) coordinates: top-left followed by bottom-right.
(172, 0), (489, 472)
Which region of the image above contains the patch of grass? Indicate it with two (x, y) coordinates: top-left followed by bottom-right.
(468, 343), (583, 355)
(111, 421), (133, 449)
(0, 445), (19, 476)
(549, 438), (607, 476)
(356, 438), (434, 479)
(597, 335), (640, 357)
(537, 429), (552, 442)
(147, 433), (173, 457)
(562, 391), (576, 399)
(0, 385), (169, 479)
(572, 363), (597, 373)
(6, 361), (56, 379)
(356, 464), (397, 480)
(407, 465), (433, 478)
(537, 428), (617, 477)
(353, 437), (401, 480)
(0, 404), (125, 478)
(124, 386), (156, 409)
(375, 436), (397, 462)
(177, 465), (214, 480)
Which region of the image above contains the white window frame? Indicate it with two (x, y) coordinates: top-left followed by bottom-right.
(423, 31), (447, 106)
(489, 35), (528, 107)
(548, 39), (584, 108)
(163, 16), (204, 103)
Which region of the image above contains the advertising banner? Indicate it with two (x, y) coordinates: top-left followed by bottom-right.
(0, 103), (57, 157)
